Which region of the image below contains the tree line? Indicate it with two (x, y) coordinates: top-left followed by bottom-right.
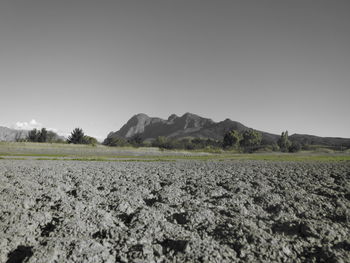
(25, 128), (64, 143)
(23, 126), (302, 153)
(103, 129), (302, 153)
(25, 127), (97, 145)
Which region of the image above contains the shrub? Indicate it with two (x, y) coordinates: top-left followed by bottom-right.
(151, 137), (222, 151)
(103, 136), (128, 147)
(152, 136), (175, 149)
(84, 136), (98, 146)
(271, 143), (280, 151)
(289, 141), (302, 152)
(128, 134), (143, 147)
(46, 131), (61, 143)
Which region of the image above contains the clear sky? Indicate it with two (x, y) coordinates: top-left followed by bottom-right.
(1, 0), (349, 140)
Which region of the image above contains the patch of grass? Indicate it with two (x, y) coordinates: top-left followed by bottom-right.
(1, 142), (349, 162)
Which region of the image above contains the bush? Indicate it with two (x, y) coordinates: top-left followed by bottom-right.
(84, 136), (98, 146)
(103, 136), (128, 147)
(151, 136), (176, 149)
(302, 144), (312, 151)
(128, 134), (143, 147)
(46, 131), (63, 143)
(289, 141), (301, 152)
(271, 143), (280, 151)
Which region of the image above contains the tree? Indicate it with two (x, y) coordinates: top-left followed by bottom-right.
(27, 129), (40, 142)
(240, 129), (262, 149)
(152, 136), (173, 149)
(128, 134), (143, 146)
(277, 131), (291, 152)
(289, 141), (301, 153)
(223, 130), (241, 149)
(47, 131), (58, 143)
(15, 131), (25, 142)
(67, 128), (86, 144)
(26, 128), (63, 143)
(38, 128), (48, 142)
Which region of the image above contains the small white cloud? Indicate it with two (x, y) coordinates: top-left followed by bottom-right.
(13, 119), (43, 130)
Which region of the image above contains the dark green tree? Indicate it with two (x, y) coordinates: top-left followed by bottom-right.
(27, 128), (40, 142)
(223, 130), (242, 149)
(240, 129), (262, 148)
(128, 133), (143, 146)
(289, 141), (301, 152)
(277, 131), (291, 152)
(67, 128), (86, 144)
(38, 128), (48, 142)
(151, 136), (175, 149)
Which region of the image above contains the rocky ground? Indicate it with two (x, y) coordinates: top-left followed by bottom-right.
(0, 160), (349, 263)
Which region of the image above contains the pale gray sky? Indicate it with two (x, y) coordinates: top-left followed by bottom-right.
(1, 0), (349, 139)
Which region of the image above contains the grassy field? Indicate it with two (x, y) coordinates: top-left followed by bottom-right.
(0, 142), (349, 162)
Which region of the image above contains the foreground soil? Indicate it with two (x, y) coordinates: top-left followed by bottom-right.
(0, 160), (349, 263)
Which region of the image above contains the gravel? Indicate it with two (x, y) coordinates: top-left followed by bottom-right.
(0, 160), (349, 263)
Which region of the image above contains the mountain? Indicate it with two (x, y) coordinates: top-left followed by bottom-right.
(106, 113), (279, 144)
(0, 126), (28, 142)
(106, 113), (350, 148)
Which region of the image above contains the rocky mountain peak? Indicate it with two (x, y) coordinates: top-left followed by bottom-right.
(168, 114), (179, 121)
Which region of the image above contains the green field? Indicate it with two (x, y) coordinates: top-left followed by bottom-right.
(0, 142), (349, 162)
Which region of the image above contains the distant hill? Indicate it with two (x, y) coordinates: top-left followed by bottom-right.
(0, 126), (28, 142)
(105, 113), (350, 148)
(289, 134), (350, 148)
